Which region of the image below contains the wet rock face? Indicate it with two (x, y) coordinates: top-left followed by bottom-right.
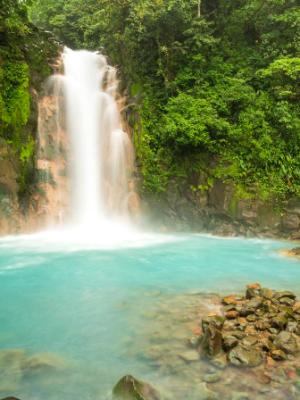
(144, 175), (300, 239)
(113, 375), (161, 400)
(199, 283), (300, 368)
(282, 213), (299, 231)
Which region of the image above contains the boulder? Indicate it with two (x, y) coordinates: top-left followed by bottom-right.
(210, 352), (227, 369)
(271, 313), (288, 330)
(222, 334), (238, 350)
(255, 319), (270, 331)
(228, 344), (263, 367)
(293, 302), (300, 313)
(200, 316), (224, 358)
(260, 288), (273, 300)
(287, 321), (298, 333)
(225, 310), (239, 319)
(113, 375), (160, 400)
(245, 283), (261, 299)
(270, 349), (287, 361)
(279, 297), (295, 306)
(0, 398), (21, 400)
(273, 331), (298, 354)
(275, 291), (296, 300)
(22, 352), (66, 374)
(240, 298), (262, 316)
(222, 295), (241, 305)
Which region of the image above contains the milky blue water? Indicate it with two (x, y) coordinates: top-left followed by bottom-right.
(0, 233), (299, 399)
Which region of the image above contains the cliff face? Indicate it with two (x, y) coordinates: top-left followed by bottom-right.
(142, 170), (300, 239)
(0, 3), (60, 234)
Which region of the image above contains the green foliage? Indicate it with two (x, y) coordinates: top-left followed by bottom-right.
(20, 138), (35, 163)
(0, 62), (30, 141)
(0, 0), (59, 200)
(25, 0), (300, 199)
(161, 94), (217, 150)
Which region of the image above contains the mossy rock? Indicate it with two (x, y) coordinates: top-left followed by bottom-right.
(113, 375), (160, 400)
(0, 397), (21, 400)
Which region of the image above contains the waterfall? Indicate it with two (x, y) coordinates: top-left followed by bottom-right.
(36, 47), (136, 230)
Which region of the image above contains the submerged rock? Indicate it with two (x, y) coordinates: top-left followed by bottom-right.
(210, 352), (227, 369)
(0, 348), (67, 394)
(0, 398), (21, 400)
(113, 375), (161, 400)
(231, 393), (251, 400)
(197, 382), (219, 400)
(22, 352), (66, 374)
(178, 350), (199, 362)
(0, 349), (26, 392)
(228, 344), (263, 367)
(203, 371), (222, 383)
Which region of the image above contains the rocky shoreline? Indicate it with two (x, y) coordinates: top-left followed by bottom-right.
(199, 283), (300, 367)
(120, 285), (300, 400)
(1, 285), (300, 400)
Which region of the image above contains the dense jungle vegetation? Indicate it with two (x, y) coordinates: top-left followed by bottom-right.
(2, 0), (300, 202)
(0, 0), (57, 198)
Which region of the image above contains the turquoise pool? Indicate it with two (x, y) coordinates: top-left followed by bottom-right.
(0, 232), (299, 399)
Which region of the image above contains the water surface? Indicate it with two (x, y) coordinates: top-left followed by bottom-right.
(0, 233), (299, 399)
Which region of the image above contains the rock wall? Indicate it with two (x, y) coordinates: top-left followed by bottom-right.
(0, 25), (60, 236)
(142, 175), (300, 239)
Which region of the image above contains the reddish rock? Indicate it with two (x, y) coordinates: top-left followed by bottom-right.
(225, 310), (239, 319)
(222, 295), (240, 305)
(247, 283), (261, 290)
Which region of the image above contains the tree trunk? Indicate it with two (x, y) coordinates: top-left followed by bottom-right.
(198, 0), (201, 17)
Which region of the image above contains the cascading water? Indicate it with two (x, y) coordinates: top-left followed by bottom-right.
(37, 47), (137, 232)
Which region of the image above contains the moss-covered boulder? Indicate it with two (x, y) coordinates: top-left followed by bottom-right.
(113, 375), (160, 400)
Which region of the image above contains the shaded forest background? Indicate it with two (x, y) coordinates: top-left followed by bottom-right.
(1, 0), (300, 212)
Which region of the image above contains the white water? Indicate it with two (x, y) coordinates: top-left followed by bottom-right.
(63, 48), (134, 227)
(36, 48), (136, 236)
(20, 47), (178, 249)
(64, 50), (103, 225)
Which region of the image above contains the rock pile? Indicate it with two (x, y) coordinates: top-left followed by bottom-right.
(199, 283), (300, 368)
